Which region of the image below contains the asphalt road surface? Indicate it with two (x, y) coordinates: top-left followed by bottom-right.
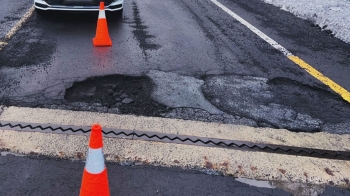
(1, 154), (349, 196)
(1, 0), (350, 134)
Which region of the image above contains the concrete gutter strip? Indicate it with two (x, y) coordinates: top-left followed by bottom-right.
(0, 129), (350, 188)
(0, 106), (349, 151)
(0, 106), (349, 188)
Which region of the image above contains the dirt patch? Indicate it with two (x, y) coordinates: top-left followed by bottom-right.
(0, 14), (56, 68)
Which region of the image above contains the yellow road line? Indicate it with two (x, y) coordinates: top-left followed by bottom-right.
(212, 0), (350, 104)
(288, 55), (350, 102)
(0, 5), (35, 51)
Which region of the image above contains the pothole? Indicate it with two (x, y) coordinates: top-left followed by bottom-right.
(268, 77), (350, 123)
(64, 74), (169, 116)
(202, 75), (329, 132)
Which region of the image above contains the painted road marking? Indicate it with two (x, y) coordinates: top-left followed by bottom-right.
(0, 5), (35, 51)
(288, 56), (350, 102)
(211, 0), (350, 103)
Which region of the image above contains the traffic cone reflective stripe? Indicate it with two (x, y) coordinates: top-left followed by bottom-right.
(85, 148), (105, 174)
(80, 124), (110, 196)
(93, 2), (112, 47)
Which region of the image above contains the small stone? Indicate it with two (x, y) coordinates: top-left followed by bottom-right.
(115, 97), (121, 102)
(85, 87), (96, 97)
(122, 98), (133, 104)
(131, 90), (138, 95)
(120, 93), (129, 98)
(115, 102), (123, 107)
(107, 108), (119, 113)
(107, 89), (114, 95)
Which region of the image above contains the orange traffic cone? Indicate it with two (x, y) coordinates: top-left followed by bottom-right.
(93, 2), (112, 47)
(80, 124), (110, 196)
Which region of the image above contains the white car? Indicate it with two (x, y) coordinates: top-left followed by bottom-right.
(34, 0), (123, 13)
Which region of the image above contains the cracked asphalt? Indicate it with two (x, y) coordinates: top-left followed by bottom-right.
(0, 0), (350, 134)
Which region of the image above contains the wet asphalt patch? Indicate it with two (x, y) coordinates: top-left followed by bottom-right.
(129, 1), (161, 58)
(0, 0), (33, 38)
(0, 13), (56, 68)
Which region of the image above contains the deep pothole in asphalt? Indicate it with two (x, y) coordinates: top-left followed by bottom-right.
(64, 74), (169, 117)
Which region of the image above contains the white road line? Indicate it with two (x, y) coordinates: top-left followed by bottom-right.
(211, 0), (292, 56)
(0, 5), (35, 50)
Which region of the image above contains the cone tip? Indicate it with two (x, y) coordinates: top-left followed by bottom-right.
(92, 124), (101, 131)
(100, 2), (105, 10)
(89, 124), (103, 149)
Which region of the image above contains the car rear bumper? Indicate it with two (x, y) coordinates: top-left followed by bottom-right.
(34, 0), (123, 11)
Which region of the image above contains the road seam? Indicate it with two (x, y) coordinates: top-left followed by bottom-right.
(211, 0), (350, 103)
